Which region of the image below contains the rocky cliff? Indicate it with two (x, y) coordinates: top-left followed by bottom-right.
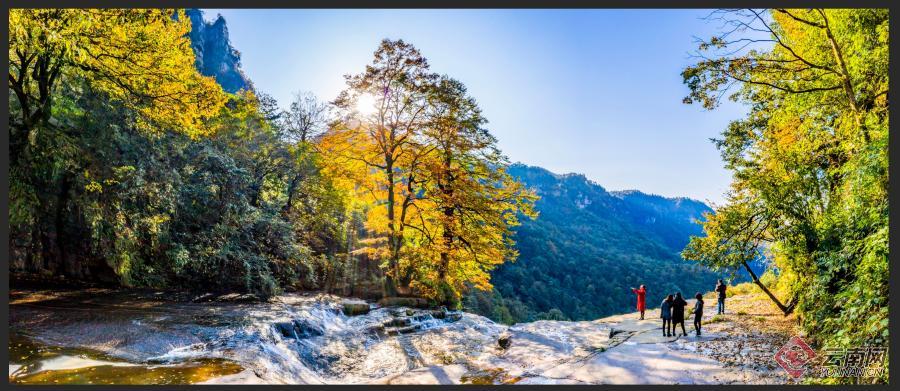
(185, 9), (252, 93)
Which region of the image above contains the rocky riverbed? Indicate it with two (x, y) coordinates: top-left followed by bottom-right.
(8, 288), (797, 384)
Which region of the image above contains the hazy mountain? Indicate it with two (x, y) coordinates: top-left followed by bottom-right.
(609, 190), (712, 253)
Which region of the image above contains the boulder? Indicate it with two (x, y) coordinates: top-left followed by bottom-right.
(342, 300), (371, 316)
(365, 324), (386, 335)
(387, 325), (422, 336)
(216, 293), (260, 303)
(431, 311), (446, 319)
(446, 312), (463, 322)
(274, 320), (324, 339)
(292, 319), (324, 338)
(431, 308), (448, 319)
(498, 333), (512, 349)
(378, 297), (429, 308)
(274, 322), (297, 338)
(412, 313), (433, 322)
(384, 317), (412, 328)
(191, 293), (216, 303)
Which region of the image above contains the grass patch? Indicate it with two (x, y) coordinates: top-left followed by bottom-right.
(707, 314), (726, 323)
(726, 282), (757, 297)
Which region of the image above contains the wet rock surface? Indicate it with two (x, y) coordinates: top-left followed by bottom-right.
(341, 300), (370, 316)
(9, 289), (794, 384)
(377, 297), (429, 308)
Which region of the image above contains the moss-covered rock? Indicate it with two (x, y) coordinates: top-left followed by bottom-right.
(377, 297), (429, 308)
(342, 300), (371, 316)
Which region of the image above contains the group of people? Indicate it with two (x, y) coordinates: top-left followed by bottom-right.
(629, 279), (728, 338)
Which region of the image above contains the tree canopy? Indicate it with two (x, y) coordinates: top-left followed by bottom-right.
(681, 9), (888, 383)
(9, 16), (535, 309)
(321, 39), (536, 305)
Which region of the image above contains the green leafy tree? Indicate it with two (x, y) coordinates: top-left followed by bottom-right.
(8, 9), (225, 279)
(681, 9), (887, 383)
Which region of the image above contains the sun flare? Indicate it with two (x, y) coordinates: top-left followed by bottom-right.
(355, 93), (378, 116)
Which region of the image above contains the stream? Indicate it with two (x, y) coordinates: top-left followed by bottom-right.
(8, 288), (542, 384)
(9, 288), (794, 385)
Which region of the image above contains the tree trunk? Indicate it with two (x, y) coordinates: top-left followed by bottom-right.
(383, 274), (398, 297)
(29, 224), (42, 273)
(438, 204), (453, 282)
(741, 260), (795, 315)
(437, 153), (455, 299)
(818, 9), (869, 144)
(384, 157), (399, 295)
(249, 181), (262, 208)
(282, 173), (303, 213)
(39, 222), (58, 275)
(55, 174), (76, 278)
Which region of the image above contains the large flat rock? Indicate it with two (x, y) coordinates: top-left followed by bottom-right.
(372, 365), (468, 384)
(539, 336), (754, 384)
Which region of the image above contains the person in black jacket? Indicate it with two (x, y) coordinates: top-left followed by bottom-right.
(715, 280), (727, 314)
(660, 294), (674, 337)
(693, 292), (704, 336)
(671, 292), (688, 337)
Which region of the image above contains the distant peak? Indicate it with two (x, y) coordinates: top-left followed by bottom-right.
(187, 9), (251, 94)
(509, 163), (605, 191)
(509, 163), (710, 209)
(610, 189), (707, 206)
(211, 14), (227, 28)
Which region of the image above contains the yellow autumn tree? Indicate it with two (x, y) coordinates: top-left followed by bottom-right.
(8, 9), (226, 141)
(410, 76), (537, 306)
(8, 9), (226, 281)
(322, 39), (436, 296)
(320, 40), (536, 305)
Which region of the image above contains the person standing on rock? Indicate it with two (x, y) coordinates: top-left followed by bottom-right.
(715, 280), (727, 314)
(631, 285), (647, 320)
(660, 294), (673, 337)
(671, 292), (688, 337)
(693, 292), (704, 336)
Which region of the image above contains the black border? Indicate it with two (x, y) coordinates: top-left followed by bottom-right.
(2, 1), (896, 390)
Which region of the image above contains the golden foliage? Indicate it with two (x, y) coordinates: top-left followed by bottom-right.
(9, 9), (226, 136)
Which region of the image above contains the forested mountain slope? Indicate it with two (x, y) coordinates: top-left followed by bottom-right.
(465, 164), (723, 323)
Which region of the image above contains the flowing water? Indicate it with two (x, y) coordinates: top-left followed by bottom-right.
(9, 288), (631, 384)
(8, 288), (522, 384)
(7, 288), (795, 385)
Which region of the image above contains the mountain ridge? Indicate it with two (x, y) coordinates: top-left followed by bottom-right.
(465, 163), (723, 323)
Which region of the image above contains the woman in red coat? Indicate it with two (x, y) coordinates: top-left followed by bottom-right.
(631, 285), (647, 320)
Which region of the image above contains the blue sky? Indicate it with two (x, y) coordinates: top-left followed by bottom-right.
(203, 9), (751, 205)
